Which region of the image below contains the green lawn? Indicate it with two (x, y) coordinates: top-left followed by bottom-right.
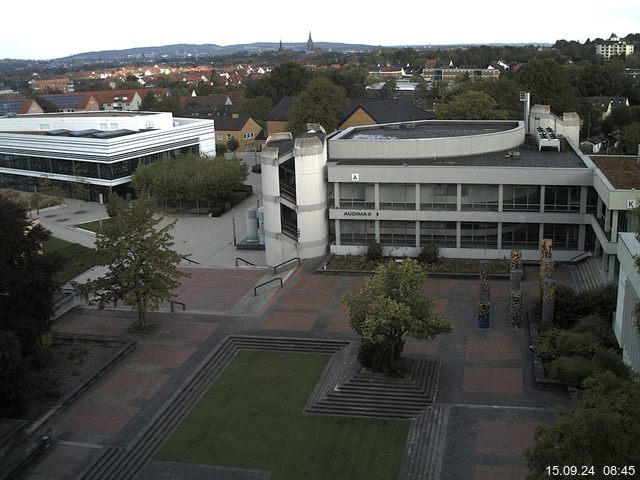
(156, 350), (410, 480)
(43, 237), (103, 284)
(75, 217), (113, 233)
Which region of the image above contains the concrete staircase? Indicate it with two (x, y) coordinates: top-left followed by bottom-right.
(571, 257), (606, 292)
(397, 404), (451, 480)
(77, 336), (348, 480)
(306, 357), (440, 419)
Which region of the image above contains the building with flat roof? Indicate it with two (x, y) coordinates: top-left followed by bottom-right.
(0, 111), (215, 201)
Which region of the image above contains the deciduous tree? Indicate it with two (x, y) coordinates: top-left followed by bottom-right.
(436, 90), (509, 120)
(343, 259), (451, 373)
(287, 77), (346, 135)
(82, 197), (187, 327)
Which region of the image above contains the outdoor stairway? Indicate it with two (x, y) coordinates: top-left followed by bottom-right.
(571, 257), (606, 292)
(397, 404), (451, 480)
(77, 336), (349, 480)
(306, 358), (440, 419)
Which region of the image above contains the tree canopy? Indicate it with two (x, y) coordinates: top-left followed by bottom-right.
(82, 197), (187, 327)
(526, 372), (640, 478)
(436, 90), (509, 120)
(343, 259), (451, 373)
(0, 195), (60, 354)
(246, 62), (314, 104)
(287, 77), (347, 135)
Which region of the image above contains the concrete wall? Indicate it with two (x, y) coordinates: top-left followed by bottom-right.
(330, 121), (525, 160)
(615, 233), (640, 371)
(1, 112), (174, 131)
(529, 105), (580, 145)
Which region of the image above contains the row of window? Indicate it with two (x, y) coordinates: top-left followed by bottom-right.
(338, 183), (586, 212)
(0, 145), (199, 181)
(338, 220), (579, 250)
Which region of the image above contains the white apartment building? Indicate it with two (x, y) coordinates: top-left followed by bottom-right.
(595, 34), (635, 60)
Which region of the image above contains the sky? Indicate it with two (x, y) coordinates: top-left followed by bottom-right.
(3, 0), (639, 60)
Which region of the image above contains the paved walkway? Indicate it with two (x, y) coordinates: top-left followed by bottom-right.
(34, 172), (266, 267)
(23, 260), (571, 480)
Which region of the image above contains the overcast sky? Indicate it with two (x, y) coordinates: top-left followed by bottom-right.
(3, 0), (639, 60)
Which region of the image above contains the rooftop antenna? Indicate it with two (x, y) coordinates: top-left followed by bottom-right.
(519, 91), (530, 133)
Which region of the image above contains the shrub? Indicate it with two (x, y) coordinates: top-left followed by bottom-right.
(554, 331), (600, 357)
(593, 348), (631, 380)
(535, 327), (561, 362)
(366, 241), (384, 262)
(572, 315), (615, 346)
(548, 355), (594, 388)
(552, 284), (617, 328)
(358, 341), (407, 377)
(417, 245), (440, 264)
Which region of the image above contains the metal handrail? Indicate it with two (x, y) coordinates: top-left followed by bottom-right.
(273, 257), (300, 274)
(181, 255), (199, 264)
(235, 257), (256, 267)
(569, 251), (592, 263)
(170, 301), (186, 312)
(254, 277), (283, 296)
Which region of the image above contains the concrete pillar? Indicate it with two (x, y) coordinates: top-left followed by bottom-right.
(578, 224), (586, 251)
(605, 207), (611, 233)
(375, 220), (380, 243)
(611, 210), (619, 240)
(597, 196), (603, 219)
(579, 186), (588, 214)
(456, 221), (461, 249)
(415, 183), (420, 211)
(457, 183), (462, 211)
(374, 183), (380, 210)
(497, 223), (503, 250)
(334, 182), (340, 208)
(498, 184), (504, 213)
(539, 185), (545, 213)
(335, 219), (341, 246)
(608, 254), (616, 282)
(415, 221), (420, 248)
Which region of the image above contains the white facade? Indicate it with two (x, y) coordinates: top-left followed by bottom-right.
(596, 42), (635, 60)
(614, 233), (640, 371)
(260, 126), (328, 267)
(0, 111), (215, 200)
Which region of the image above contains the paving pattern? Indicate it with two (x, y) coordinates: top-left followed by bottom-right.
(23, 260), (574, 480)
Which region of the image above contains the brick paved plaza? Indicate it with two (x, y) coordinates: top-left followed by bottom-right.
(23, 259), (572, 480)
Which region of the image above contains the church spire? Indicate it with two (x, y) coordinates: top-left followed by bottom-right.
(306, 31), (314, 51)
(279, 39), (283, 51)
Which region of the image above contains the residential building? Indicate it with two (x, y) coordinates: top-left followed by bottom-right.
(595, 34), (635, 60)
(0, 98), (44, 116)
(214, 114), (263, 151)
(265, 97), (434, 136)
(39, 93), (99, 113)
(421, 65), (500, 82)
(589, 96), (630, 119)
(91, 90), (143, 111)
(0, 111), (215, 202)
(29, 77), (74, 93)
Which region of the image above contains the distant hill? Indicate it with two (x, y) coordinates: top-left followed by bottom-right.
(61, 41), (552, 61)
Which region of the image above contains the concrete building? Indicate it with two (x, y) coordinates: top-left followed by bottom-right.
(595, 34), (635, 60)
(0, 111), (215, 201)
(614, 233), (640, 371)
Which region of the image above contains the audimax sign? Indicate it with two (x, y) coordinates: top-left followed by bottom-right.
(341, 210), (380, 217)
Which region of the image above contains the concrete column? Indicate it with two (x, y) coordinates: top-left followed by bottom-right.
(415, 221), (420, 248)
(375, 219), (380, 243)
(601, 250), (608, 273)
(415, 183), (420, 211)
(333, 182), (340, 208)
(611, 210), (619, 240)
(539, 223), (545, 246)
(373, 183), (380, 210)
(605, 207), (611, 233)
(578, 224), (586, 251)
(457, 183), (462, 211)
(579, 186), (588, 214)
(539, 185), (545, 213)
(608, 254), (616, 282)
(497, 223), (503, 250)
(456, 221), (461, 249)
(597, 196), (603, 218)
(335, 219), (341, 246)
(498, 184), (504, 213)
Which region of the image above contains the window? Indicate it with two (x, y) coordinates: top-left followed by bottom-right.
(380, 221), (415, 246)
(379, 184), (416, 210)
(503, 185), (540, 211)
(502, 223), (539, 248)
(420, 221), (456, 247)
(544, 186), (580, 212)
(227, 134), (232, 141)
(217, 134), (223, 141)
(340, 220), (375, 245)
(543, 224), (578, 249)
(461, 184), (498, 211)
(420, 184), (456, 210)
(460, 223), (499, 248)
(339, 183), (374, 209)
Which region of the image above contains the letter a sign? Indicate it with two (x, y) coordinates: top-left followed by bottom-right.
(351, 173), (359, 182)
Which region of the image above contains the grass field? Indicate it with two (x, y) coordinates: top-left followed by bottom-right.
(43, 237), (103, 284)
(156, 350), (409, 480)
(75, 217), (113, 233)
